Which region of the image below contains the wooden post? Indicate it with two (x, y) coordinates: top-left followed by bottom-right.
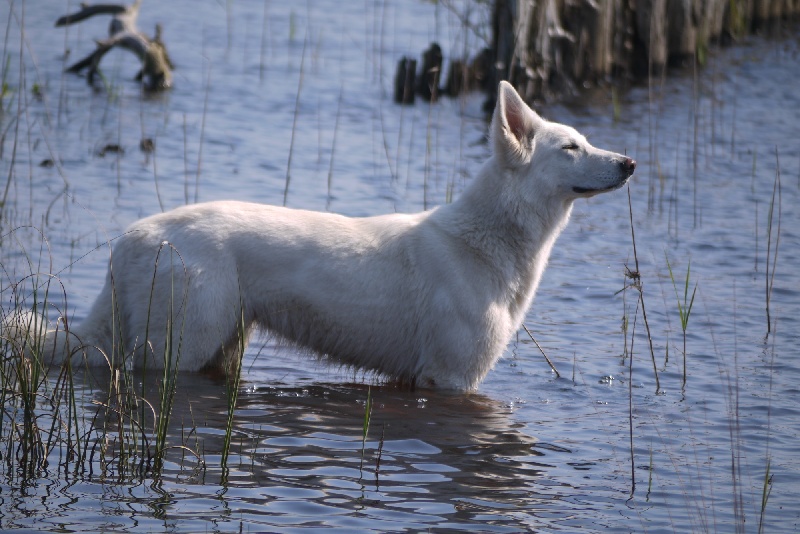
(394, 57), (417, 105)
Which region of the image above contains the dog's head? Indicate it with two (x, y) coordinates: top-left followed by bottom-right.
(490, 81), (635, 202)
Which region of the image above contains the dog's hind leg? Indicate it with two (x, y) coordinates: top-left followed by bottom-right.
(151, 256), (251, 375)
(44, 272), (119, 369)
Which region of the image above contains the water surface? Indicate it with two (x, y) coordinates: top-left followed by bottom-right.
(1, 1), (799, 532)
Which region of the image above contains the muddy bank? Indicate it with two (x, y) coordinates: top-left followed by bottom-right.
(489, 0), (798, 103)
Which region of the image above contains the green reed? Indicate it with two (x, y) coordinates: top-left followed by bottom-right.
(0, 232), (208, 485)
(0, 265), (83, 481)
(758, 455), (773, 533)
(358, 386), (374, 476)
(665, 254), (697, 387)
(764, 149), (781, 334)
(283, 28), (308, 207)
(221, 290), (247, 473)
(151, 243), (188, 474)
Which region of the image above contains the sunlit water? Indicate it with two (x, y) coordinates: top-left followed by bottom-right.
(1, 1), (799, 532)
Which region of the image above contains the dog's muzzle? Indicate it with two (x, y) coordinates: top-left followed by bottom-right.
(572, 157), (636, 195)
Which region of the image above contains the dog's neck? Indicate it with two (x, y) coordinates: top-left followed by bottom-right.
(429, 160), (575, 325)
(445, 162), (572, 250)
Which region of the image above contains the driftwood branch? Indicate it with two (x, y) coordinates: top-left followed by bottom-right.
(56, 1), (173, 91)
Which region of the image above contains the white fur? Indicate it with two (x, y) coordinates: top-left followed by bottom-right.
(3, 82), (635, 390)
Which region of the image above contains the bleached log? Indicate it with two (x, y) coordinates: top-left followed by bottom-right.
(57, 1), (173, 91)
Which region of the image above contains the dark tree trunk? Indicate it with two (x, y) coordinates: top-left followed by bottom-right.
(491, 0), (799, 103)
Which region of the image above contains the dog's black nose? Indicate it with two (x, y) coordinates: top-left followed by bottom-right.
(621, 157), (636, 175)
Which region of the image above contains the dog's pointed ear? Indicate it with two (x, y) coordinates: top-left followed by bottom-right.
(491, 81), (542, 168)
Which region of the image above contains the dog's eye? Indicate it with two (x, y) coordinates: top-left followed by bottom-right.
(562, 143), (579, 150)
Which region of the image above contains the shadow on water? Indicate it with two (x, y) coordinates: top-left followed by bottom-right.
(14, 368), (569, 532)
(223, 384), (558, 526)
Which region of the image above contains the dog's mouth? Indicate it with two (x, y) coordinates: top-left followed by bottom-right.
(573, 186), (601, 194)
(573, 177), (629, 195)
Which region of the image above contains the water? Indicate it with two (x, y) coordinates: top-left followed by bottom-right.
(2, 1), (799, 531)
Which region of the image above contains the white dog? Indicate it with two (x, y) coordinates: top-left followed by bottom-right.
(5, 81), (634, 390)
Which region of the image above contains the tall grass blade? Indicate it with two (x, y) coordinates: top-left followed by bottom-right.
(284, 29), (308, 206)
(764, 148), (781, 334)
(195, 64), (212, 204)
(626, 185), (660, 392)
(326, 84), (343, 210)
(521, 323), (559, 377)
(666, 254), (697, 386)
(359, 386), (373, 474)
(758, 456), (773, 533)
(221, 289), (246, 474)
